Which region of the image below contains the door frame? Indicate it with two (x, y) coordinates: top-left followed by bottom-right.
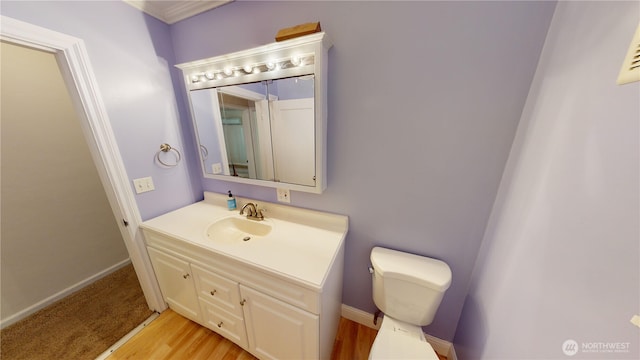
(0, 15), (165, 311)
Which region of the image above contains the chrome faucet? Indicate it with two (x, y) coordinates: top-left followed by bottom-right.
(240, 202), (265, 221)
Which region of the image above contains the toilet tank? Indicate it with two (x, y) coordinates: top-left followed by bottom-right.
(370, 247), (452, 326)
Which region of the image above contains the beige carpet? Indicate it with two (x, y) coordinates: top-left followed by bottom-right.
(1, 263), (154, 360)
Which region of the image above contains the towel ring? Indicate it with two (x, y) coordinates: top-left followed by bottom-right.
(200, 145), (209, 160)
(156, 143), (181, 167)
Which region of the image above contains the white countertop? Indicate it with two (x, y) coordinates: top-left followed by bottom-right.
(141, 192), (348, 289)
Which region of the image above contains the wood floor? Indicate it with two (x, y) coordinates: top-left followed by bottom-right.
(109, 309), (446, 360)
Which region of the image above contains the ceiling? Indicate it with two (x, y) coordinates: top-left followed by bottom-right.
(123, 0), (233, 24)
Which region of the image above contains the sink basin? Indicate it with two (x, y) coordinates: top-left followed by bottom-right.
(206, 216), (272, 243)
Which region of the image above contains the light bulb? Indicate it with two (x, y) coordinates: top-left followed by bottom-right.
(204, 72), (215, 80)
(243, 65), (253, 73)
(223, 68), (233, 76)
(191, 75), (200, 83)
(266, 62), (276, 70)
(291, 56), (301, 66)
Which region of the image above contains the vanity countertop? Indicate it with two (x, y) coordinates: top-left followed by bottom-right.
(141, 192), (348, 290)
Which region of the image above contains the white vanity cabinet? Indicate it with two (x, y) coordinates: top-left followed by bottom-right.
(144, 231), (343, 359)
(141, 192), (347, 360)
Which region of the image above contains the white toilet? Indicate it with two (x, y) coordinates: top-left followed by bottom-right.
(368, 247), (452, 360)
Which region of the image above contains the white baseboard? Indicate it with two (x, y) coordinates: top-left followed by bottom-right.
(341, 303), (382, 330)
(341, 304), (457, 360)
(0, 258), (131, 329)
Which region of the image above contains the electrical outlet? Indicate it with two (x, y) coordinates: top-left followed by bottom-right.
(133, 176), (155, 194)
(212, 163), (222, 174)
(276, 188), (291, 203)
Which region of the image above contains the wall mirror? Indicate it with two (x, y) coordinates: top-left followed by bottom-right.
(177, 33), (331, 194)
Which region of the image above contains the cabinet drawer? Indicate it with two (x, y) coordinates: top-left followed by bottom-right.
(192, 263), (243, 317)
(200, 300), (248, 350)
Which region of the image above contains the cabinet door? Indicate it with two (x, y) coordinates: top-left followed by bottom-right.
(240, 285), (319, 360)
(147, 247), (201, 322)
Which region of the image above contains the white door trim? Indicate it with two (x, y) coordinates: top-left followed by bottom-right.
(0, 15), (166, 311)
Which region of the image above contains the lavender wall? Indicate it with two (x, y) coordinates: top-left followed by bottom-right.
(171, 1), (556, 340)
(0, 1), (202, 220)
(454, 1), (640, 358)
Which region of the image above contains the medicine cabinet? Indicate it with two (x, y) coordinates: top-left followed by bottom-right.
(176, 33), (331, 194)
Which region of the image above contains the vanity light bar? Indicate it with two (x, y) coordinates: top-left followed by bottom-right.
(190, 54), (315, 83)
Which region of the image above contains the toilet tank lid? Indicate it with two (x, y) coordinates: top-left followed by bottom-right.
(371, 247), (452, 291)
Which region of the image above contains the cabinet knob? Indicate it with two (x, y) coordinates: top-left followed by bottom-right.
(183, 274), (190, 279)
(217, 321), (223, 328)
(210, 290), (217, 296)
(240, 299), (246, 306)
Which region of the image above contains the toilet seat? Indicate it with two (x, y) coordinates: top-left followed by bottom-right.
(368, 316), (440, 360)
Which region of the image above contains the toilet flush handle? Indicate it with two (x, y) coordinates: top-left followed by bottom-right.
(373, 309), (382, 326)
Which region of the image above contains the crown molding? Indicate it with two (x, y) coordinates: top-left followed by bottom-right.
(123, 0), (233, 24)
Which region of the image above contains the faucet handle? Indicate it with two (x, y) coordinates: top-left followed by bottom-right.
(240, 202), (256, 216)
(240, 202), (265, 220)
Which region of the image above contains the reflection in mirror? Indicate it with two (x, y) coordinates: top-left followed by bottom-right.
(218, 91), (261, 178)
(190, 75), (315, 187)
(268, 76), (315, 186)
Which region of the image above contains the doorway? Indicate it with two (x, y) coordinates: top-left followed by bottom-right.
(0, 14), (166, 357)
(0, 40), (134, 324)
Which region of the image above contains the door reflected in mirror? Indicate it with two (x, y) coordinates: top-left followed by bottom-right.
(190, 75), (315, 187)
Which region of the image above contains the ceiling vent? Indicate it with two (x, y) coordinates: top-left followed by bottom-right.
(617, 23), (640, 85)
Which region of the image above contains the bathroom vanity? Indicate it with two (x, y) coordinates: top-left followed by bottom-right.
(141, 192), (348, 360)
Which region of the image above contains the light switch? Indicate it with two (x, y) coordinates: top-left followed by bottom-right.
(133, 177), (155, 194)
(212, 163), (222, 174)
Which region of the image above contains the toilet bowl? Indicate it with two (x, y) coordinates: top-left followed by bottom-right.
(369, 315), (439, 360)
(368, 247), (452, 360)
